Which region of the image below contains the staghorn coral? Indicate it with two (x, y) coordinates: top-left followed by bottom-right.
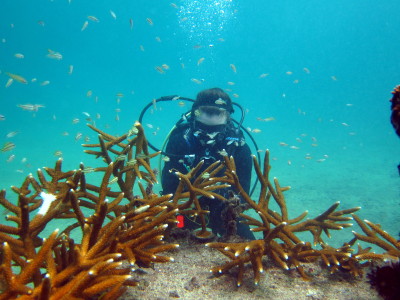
(205, 151), (399, 286)
(0, 121), (399, 298)
(0, 122), (178, 299)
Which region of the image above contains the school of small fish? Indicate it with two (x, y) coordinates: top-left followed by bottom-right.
(0, 1), (352, 178)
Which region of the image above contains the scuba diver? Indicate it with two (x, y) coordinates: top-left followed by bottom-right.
(161, 87), (255, 240)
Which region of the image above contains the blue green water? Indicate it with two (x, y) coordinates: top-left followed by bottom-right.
(0, 0), (399, 250)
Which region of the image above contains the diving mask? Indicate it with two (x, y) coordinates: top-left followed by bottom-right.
(195, 106), (229, 126)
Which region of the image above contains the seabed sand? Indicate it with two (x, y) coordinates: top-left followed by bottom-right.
(122, 240), (381, 300)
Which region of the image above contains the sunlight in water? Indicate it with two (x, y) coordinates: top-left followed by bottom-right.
(177, 0), (237, 43)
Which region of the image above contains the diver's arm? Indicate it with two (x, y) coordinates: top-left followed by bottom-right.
(161, 130), (189, 195)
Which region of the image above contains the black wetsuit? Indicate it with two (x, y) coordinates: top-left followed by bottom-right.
(161, 120), (255, 240)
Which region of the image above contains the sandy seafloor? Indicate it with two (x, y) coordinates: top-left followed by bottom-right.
(121, 241), (381, 300)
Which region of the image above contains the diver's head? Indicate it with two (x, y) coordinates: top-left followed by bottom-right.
(192, 88), (233, 127)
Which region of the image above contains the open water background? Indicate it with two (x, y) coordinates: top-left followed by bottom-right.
(0, 0), (399, 250)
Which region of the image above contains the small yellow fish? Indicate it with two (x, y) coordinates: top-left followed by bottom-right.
(82, 167), (95, 173)
(14, 53), (24, 59)
(5, 78), (13, 88)
(259, 73), (269, 78)
(155, 66), (165, 74)
(87, 16), (99, 22)
(146, 18), (153, 25)
(115, 154), (127, 161)
(191, 78), (202, 84)
(116, 92), (124, 98)
(108, 177), (118, 185)
(81, 20), (89, 31)
(136, 153), (149, 159)
(252, 128), (262, 133)
(218, 149), (228, 156)
(229, 64), (237, 73)
(127, 159), (137, 166)
(264, 117), (275, 122)
(6, 72), (27, 84)
(6, 131), (18, 138)
(17, 104), (45, 111)
(75, 133), (82, 141)
(1, 142), (15, 152)
(201, 172), (210, 179)
(197, 57), (205, 66)
(6, 154), (15, 163)
(46, 49), (62, 60)
(215, 98), (226, 105)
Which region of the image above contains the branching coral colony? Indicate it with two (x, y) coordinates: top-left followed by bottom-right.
(0, 122), (399, 299)
(0, 122), (179, 299)
(206, 152), (400, 286)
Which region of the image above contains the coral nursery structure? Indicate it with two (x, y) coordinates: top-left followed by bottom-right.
(0, 122), (399, 299)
